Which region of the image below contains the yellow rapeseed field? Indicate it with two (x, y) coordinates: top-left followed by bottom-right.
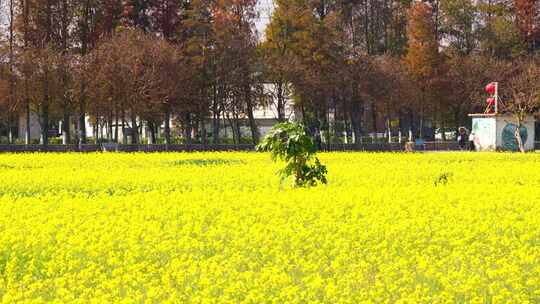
(0, 152), (539, 303)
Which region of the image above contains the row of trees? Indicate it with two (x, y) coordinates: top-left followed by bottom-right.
(262, 0), (540, 143)
(0, 0), (261, 145)
(0, 0), (539, 146)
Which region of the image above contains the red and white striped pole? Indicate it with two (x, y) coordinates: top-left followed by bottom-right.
(485, 82), (498, 114)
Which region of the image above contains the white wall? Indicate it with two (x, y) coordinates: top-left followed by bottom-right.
(18, 111), (41, 141)
(472, 117), (497, 151)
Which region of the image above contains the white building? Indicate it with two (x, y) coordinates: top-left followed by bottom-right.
(16, 83), (295, 143)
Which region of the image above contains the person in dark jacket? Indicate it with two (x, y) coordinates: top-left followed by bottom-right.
(457, 127), (468, 150)
(469, 132), (476, 151)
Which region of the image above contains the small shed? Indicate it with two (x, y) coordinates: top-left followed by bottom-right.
(469, 114), (536, 151)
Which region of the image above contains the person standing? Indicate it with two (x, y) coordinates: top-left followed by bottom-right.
(457, 127), (468, 150)
(469, 132), (476, 151)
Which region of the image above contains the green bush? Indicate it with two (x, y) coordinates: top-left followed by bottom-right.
(49, 137), (63, 145)
(257, 122), (327, 187)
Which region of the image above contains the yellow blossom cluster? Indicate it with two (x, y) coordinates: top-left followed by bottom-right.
(0, 152), (538, 303)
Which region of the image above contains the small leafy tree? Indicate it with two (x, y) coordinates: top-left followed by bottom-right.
(257, 122), (328, 187)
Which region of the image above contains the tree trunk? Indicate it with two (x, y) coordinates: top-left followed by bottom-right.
(41, 0), (53, 146)
(333, 100), (340, 143)
(7, 116), (13, 145)
(121, 106), (127, 144)
(419, 115), (424, 139)
(8, 0), (14, 144)
(164, 107), (171, 145)
(78, 98), (87, 145)
(386, 116), (392, 143)
(245, 92), (259, 144)
(515, 123), (525, 153)
(41, 72), (50, 146)
(93, 122), (98, 144)
(350, 100), (363, 145)
(114, 107), (119, 143)
(371, 102), (377, 138)
(326, 105), (331, 150)
(23, 0), (31, 145)
(409, 109), (415, 141)
(78, 0), (90, 146)
(276, 81), (285, 122)
(200, 114), (207, 147)
(232, 113), (241, 145)
(41, 103), (49, 146)
(225, 112), (237, 145)
(212, 98), (220, 144)
(107, 114), (113, 142)
(61, 0), (69, 145)
(148, 121), (156, 144)
(138, 122), (143, 143)
(25, 101), (31, 145)
(130, 114), (138, 144)
(184, 113), (192, 144)
(62, 109), (70, 144)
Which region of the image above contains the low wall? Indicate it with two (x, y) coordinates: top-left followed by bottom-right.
(0, 142), (484, 153)
(0, 144), (101, 152)
(0, 144), (256, 153)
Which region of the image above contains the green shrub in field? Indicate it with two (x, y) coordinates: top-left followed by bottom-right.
(257, 122), (327, 187)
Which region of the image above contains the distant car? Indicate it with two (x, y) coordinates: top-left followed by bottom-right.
(435, 128), (457, 141)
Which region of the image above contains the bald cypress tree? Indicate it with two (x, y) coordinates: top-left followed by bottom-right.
(403, 1), (441, 139)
